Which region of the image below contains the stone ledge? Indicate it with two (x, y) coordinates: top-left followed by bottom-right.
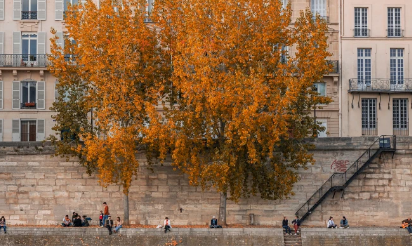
(3, 227), (284, 236)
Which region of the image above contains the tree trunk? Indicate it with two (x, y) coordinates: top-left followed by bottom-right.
(123, 192), (129, 225)
(218, 192), (227, 225)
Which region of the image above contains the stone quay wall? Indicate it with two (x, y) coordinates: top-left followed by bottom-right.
(0, 137), (412, 226)
(2, 228), (412, 246)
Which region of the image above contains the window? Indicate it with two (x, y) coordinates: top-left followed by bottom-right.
(21, 120), (37, 141)
(22, 0), (37, 19)
(316, 119), (327, 138)
(280, 45), (288, 64)
(21, 81), (36, 109)
(354, 8), (368, 37)
(313, 82), (326, 96)
(361, 99), (377, 135)
(145, 0), (154, 22)
(22, 33), (37, 64)
(311, 0), (326, 19)
(12, 119), (45, 141)
(281, 0), (288, 8)
(387, 8), (401, 37)
(64, 0), (78, 12)
(393, 99), (408, 136)
(390, 48), (403, 88)
(357, 48), (371, 87)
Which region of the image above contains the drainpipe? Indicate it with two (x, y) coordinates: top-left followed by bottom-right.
(338, 0), (344, 137)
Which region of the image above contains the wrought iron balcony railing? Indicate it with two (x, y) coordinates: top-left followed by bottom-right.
(21, 102), (37, 109)
(353, 28), (370, 37)
(0, 54), (49, 67)
(327, 60), (339, 74)
(22, 11), (37, 20)
(387, 28), (404, 37)
(349, 78), (412, 93)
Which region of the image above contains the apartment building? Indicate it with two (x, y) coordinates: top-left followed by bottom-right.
(0, 0), (99, 142)
(288, 0), (340, 137)
(341, 0), (412, 137)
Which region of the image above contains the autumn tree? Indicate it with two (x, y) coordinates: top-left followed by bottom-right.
(154, 0), (332, 224)
(48, 0), (166, 224)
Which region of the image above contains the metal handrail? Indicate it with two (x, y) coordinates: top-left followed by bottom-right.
(0, 54), (49, 67)
(349, 78), (412, 93)
(295, 135), (396, 221)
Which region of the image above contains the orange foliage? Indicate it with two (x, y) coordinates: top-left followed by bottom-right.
(153, 0), (332, 201)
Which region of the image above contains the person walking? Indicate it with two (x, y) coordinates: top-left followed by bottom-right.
(102, 202), (109, 228)
(164, 217), (172, 233)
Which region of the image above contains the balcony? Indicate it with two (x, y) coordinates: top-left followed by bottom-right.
(353, 28), (370, 37)
(387, 28), (404, 38)
(0, 54), (49, 68)
(22, 11), (37, 20)
(327, 60), (339, 74)
(349, 78), (412, 93)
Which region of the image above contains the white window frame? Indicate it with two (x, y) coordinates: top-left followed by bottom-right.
(390, 48), (404, 88)
(393, 99), (408, 132)
(316, 119), (327, 138)
(361, 98), (377, 135)
(21, 33), (37, 65)
(21, 0), (37, 19)
(313, 82), (326, 96)
(354, 7), (368, 37)
(387, 7), (401, 37)
(311, 0), (326, 19)
(357, 48), (371, 88)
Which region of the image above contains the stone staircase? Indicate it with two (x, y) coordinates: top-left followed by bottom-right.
(284, 233), (302, 246)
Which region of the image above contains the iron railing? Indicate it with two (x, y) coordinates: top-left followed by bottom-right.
(22, 11), (37, 20)
(349, 78), (412, 93)
(353, 28), (370, 37)
(387, 28), (404, 37)
(295, 135), (396, 222)
(327, 60), (339, 74)
(21, 102), (37, 109)
(0, 54), (49, 67)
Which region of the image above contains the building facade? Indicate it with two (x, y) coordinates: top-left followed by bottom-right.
(289, 0), (340, 137)
(341, 0), (412, 137)
(0, 0), (102, 142)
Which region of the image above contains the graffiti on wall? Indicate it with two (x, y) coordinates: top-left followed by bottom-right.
(330, 159), (349, 172)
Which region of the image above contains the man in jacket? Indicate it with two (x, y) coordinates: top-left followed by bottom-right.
(105, 215), (114, 235)
(402, 217), (412, 234)
(210, 216), (221, 228)
(102, 202), (109, 228)
(282, 216), (291, 235)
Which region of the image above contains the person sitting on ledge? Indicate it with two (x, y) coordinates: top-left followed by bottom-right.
(340, 216), (349, 228)
(401, 217), (412, 234)
(82, 215), (90, 227)
(327, 216), (337, 229)
(291, 216), (301, 235)
(105, 215), (114, 235)
(282, 216), (291, 235)
(73, 215), (82, 227)
(62, 215), (72, 227)
(210, 216), (222, 228)
(0, 216), (7, 234)
(114, 217), (122, 233)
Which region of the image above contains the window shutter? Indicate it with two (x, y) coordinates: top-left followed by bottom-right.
(0, 0), (4, 20)
(37, 32), (46, 66)
(37, 81), (45, 109)
(0, 32), (4, 55)
(55, 0), (63, 20)
(36, 119), (45, 141)
(12, 81), (20, 109)
(13, 32), (21, 54)
(37, 0), (46, 20)
(0, 81), (3, 109)
(37, 32), (46, 54)
(56, 32), (64, 51)
(12, 119), (20, 142)
(13, 0), (21, 20)
(0, 119), (3, 141)
(13, 32), (21, 66)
